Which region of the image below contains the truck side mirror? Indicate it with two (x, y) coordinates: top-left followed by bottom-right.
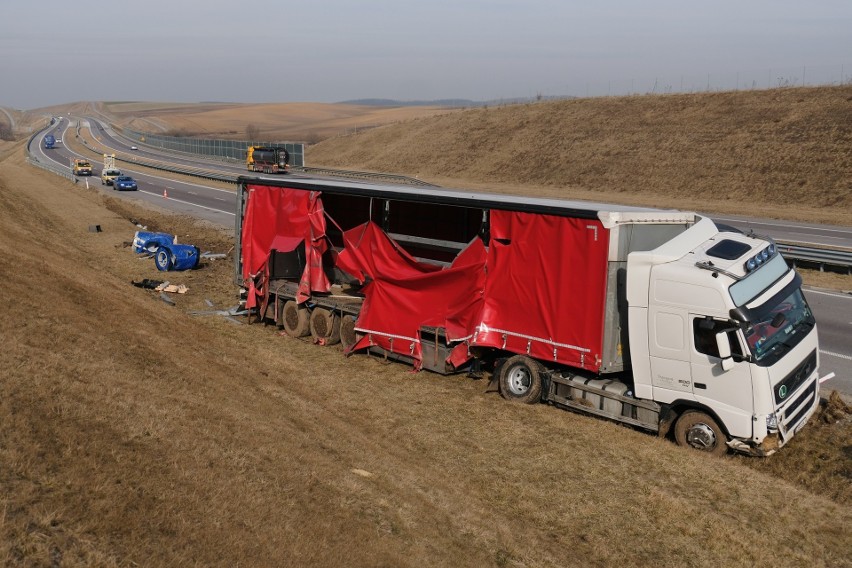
(716, 331), (734, 371)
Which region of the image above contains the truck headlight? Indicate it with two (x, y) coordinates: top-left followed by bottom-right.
(766, 414), (778, 432)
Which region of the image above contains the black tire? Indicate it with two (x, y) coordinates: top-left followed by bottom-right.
(498, 355), (543, 404)
(674, 410), (728, 456)
(340, 314), (360, 351)
(155, 247), (173, 271)
(282, 300), (310, 337)
(309, 307), (341, 345)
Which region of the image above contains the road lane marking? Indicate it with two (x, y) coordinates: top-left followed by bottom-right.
(136, 190), (235, 216)
(804, 289), (852, 299)
(714, 217), (852, 235)
(821, 350), (852, 361)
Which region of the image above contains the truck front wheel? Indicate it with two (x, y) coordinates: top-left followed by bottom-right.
(674, 411), (728, 456)
(498, 355), (543, 404)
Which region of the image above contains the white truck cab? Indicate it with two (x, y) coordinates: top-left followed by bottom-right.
(628, 217), (819, 455)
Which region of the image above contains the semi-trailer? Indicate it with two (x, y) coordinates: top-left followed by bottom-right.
(246, 146), (289, 174)
(235, 176), (824, 456)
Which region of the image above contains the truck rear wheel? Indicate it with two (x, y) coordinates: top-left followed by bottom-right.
(498, 355), (543, 404)
(309, 307), (341, 345)
(282, 300), (310, 337)
(674, 411), (728, 456)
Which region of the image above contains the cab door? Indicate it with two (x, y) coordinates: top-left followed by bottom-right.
(689, 316), (753, 439)
(648, 306), (693, 401)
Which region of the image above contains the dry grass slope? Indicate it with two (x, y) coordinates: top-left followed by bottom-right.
(100, 101), (461, 143)
(1, 134), (851, 566)
(310, 86), (852, 225)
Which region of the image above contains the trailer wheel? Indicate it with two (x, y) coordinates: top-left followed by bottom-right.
(282, 300), (310, 337)
(498, 355), (543, 404)
(309, 307), (341, 345)
(340, 314), (360, 351)
(674, 411), (728, 456)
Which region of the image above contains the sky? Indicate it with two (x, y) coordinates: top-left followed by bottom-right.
(2, 0), (851, 109)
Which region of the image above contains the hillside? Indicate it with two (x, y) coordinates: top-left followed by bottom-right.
(100, 101), (461, 144)
(310, 86), (852, 225)
(1, 122), (852, 564)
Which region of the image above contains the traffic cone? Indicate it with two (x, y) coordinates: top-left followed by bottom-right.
(163, 189), (168, 199)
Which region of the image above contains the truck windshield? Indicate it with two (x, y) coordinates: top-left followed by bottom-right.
(744, 288), (814, 365)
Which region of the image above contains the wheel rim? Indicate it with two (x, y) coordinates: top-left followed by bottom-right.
(156, 249), (171, 270)
(506, 365), (531, 396)
(686, 422), (718, 451)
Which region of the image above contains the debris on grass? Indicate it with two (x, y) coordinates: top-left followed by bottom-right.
(132, 278), (165, 290)
(156, 282), (188, 294)
(819, 391), (852, 424)
(188, 305), (248, 317)
(132, 279), (188, 294)
(133, 231), (175, 254)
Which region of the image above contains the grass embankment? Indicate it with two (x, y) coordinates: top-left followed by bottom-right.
(310, 86), (852, 227)
(0, 137), (850, 566)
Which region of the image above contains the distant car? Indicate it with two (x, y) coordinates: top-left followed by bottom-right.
(130, 146), (138, 151)
(101, 168), (121, 186)
(113, 176), (138, 191)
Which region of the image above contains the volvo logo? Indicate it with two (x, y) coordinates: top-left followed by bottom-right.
(779, 385), (788, 399)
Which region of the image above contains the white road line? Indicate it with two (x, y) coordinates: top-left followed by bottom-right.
(714, 217), (852, 235)
(804, 289), (852, 299)
(783, 238), (850, 246)
(136, 190), (235, 217)
(821, 350), (852, 361)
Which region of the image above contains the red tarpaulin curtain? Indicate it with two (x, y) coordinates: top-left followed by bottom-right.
(336, 222), (487, 369)
(241, 185), (330, 308)
(471, 210), (609, 372)
(241, 185), (610, 372)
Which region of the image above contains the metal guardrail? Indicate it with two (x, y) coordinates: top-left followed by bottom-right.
(777, 243), (852, 274)
(77, 122), (433, 187)
(26, 156), (76, 181)
(36, 119), (434, 188)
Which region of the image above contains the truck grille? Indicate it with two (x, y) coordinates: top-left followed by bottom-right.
(780, 377), (817, 433)
(774, 350), (816, 405)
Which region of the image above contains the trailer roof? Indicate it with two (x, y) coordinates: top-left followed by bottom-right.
(238, 175), (696, 227)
